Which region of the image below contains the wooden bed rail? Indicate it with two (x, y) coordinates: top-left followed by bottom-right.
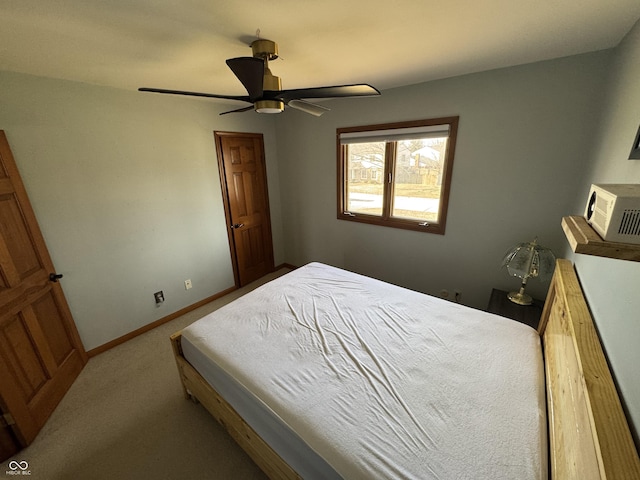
(169, 332), (302, 480)
(540, 259), (640, 479)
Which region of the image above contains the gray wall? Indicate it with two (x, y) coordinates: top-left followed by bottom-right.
(0, 71), (284, 351)
(275, 51), (611, 308)
(568, 19), (640, 443)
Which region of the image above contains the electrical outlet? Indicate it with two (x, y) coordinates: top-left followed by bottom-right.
(154, 291), (164, 304)
(184, 279), (192, 290)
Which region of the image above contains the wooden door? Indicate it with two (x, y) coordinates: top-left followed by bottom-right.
(215, 132), (274, 286)
(0, 131), (87, 460)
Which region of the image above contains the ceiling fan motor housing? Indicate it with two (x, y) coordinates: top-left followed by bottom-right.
(263, 69), (281, 90)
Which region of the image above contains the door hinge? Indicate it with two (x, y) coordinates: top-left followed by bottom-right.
(1, 412), (16, 428)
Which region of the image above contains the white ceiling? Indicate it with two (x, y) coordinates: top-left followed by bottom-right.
(1, 0), (639, 104)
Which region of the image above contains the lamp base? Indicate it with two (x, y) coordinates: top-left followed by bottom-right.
(507, 291), (533, 305)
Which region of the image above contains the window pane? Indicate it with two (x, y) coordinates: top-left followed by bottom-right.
(391, 137), (449, 222)
(338, 116), (458, 235)
(346, 142), (385, 216)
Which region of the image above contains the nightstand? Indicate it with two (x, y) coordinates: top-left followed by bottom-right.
(487, 288), (543, 330)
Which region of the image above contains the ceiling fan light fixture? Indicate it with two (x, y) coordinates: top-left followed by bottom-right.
(255, 100), (284, 114)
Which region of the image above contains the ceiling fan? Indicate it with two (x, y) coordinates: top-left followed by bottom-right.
(139, 39), (380, 116)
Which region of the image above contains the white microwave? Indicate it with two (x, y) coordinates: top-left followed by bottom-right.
(584, 184), (640, 244)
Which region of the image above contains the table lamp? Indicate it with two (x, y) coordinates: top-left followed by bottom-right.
(501, 238), (556, 305)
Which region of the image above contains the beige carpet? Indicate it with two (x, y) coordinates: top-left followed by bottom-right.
(1, 269), (291, 480)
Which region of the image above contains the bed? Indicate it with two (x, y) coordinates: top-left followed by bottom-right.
(170, 259), (640, 479)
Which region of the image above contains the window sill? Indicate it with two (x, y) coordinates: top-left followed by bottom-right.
(338, 212), (445, 234)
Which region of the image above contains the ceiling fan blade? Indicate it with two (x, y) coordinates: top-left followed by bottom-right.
(275, 84), (380, 102)
(138, 87), (250, 103)
(226, 57), (264, 102)
(287, 99), (330, 117)
(219, 105), (255, 115)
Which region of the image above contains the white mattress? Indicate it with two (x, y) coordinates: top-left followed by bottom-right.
(181, 262), (547, 479)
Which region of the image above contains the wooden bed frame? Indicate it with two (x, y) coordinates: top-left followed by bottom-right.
(170, 259), (640, 479)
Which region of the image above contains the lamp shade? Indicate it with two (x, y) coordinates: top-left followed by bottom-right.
(501, 238), (555, 305)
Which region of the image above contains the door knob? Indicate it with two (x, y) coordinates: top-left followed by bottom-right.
(49, 273), (63, 282)
(231, 223), (245, 229)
